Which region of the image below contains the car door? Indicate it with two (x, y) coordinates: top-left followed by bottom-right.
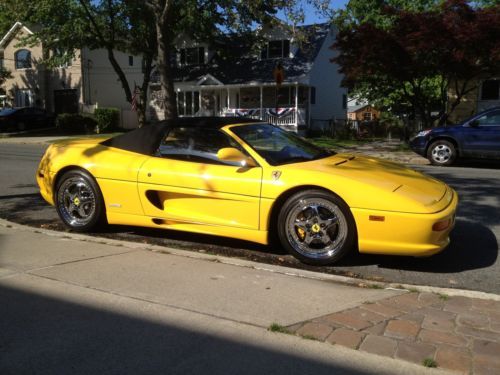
(138, 127), (263, 230)
(461, 109), (500, 158)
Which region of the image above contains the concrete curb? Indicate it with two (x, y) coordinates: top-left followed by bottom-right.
(2, 218), (498, 302)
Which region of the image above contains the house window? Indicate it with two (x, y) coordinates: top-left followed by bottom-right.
(53, 48), (72, 68)
(261, 40), (290, 59)
(177, 91), (200, 115)
(180, 47), (205, 66)
(15, 89), (33, 107)
(240, 87), (260, 109)
(129, 56), (134, 66)
(363, 112), (373, 121)
(15, 49), (32, 69)
(481, 80), (499, 101)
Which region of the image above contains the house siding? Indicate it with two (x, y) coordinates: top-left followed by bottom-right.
(1, 25), (83, 112)
(308, 26), (347, 123)
(447, 80), (479, 124)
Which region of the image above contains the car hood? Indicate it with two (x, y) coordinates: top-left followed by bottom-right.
(287, 153), (452, 214)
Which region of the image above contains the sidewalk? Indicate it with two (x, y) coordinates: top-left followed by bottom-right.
(1, 221), (498, 374)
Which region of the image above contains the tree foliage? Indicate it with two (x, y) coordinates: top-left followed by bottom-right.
(333, 0), (500, 130)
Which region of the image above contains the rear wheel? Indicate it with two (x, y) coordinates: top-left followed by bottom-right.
(427, 140), (456, 166)
(277, 190), (356, 266)
(55, 170), (105, 232)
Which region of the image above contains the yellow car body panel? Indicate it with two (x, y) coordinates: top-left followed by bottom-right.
(137, 156), (262, 230)
(37, 123), (458, 258)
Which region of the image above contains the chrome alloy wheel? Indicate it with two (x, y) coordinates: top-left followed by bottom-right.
(285, 198), (348, 260)
(57, 177), (97, 227)
(431, 144), (452, 164)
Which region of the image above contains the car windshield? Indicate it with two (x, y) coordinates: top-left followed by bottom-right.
(231, 123), (335, 166)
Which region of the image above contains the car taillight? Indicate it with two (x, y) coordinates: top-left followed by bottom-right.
(432, 219), (451, 232)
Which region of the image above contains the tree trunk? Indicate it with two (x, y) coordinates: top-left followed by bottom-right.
(137, 102), (146, 127)
(155, 20), (177, 120)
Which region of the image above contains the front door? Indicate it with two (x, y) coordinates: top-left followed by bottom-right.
(138, 126), (262, 230)
(54, 89), (78, 114)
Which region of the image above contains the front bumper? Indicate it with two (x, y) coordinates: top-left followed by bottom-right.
(409, 136), (427, 157)
(353, 188), (458, 257)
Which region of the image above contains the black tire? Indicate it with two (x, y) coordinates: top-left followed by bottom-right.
(277, 189), (356, 266)
(55, 170), (105, 232)
(427, 140), (457, 166)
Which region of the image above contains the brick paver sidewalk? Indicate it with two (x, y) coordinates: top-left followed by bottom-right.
(286, 292), (500, 374)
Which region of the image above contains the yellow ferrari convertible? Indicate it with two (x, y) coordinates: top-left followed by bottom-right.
(37, 118), (457, 265)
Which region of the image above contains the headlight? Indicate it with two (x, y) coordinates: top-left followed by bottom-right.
(416, 129), (432, 137)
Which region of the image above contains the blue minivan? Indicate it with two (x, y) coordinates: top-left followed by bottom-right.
(410, 107), (500, 165)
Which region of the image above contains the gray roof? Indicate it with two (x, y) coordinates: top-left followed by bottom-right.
(162, 23), (330, 86)
(348, 104), (370, 113)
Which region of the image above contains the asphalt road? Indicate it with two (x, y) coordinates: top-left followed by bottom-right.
(1, 142), (499, 294)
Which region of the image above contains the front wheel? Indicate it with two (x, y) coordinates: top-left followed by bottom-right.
(277, 190), (356, 266)
(55, 170), (105, 232)
(427, 140), (457, 166)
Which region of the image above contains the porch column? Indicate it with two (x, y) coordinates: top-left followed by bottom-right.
(199, 88), (202, 114)
(307, 86), (311, 128)
(295, 83), (299, 126)
(227, 87), (230, 110)
(260, 86), (263, 120)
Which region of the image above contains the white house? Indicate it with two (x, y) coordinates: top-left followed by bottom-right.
(149, 23), (348, 132)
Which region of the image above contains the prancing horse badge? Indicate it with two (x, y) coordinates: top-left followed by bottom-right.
(271, 171), (282, 181)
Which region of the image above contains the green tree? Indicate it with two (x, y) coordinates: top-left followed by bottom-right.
(0, 2), (32, 37)
(19, 0), (156, 127)
(333, 0), (500, 133)
(0, 67), (12, 86)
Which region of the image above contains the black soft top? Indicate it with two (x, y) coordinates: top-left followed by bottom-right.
(101, 117), (261, 155)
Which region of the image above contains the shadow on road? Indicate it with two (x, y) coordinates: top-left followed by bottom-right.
(0, 285), (367, 375)
(452, 159), (500, 170)
(338, 219), (498, 273)
(0, 194), (498, 277)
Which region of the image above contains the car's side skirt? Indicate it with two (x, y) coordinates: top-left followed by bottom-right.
(106, 211), (269, 245)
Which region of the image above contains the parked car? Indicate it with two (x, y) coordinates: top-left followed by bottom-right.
(410, 107), (500, 166)
(0, 107), (55, 132)
(37, 117), (457, 266)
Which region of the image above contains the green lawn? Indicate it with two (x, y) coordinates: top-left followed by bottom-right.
(307, 137), (368, 149)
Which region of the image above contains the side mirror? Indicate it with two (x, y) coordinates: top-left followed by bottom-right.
(469, 119), (480, 128)
(217, 147), (257, 167)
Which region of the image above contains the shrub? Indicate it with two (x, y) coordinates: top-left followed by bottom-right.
(94, 108), (120, 133)
(55, 113), (97, 134)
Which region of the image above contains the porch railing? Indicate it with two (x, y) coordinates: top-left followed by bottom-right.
(222, 107), (305, 127)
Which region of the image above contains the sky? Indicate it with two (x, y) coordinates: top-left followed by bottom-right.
(278, 0), (350, 25)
